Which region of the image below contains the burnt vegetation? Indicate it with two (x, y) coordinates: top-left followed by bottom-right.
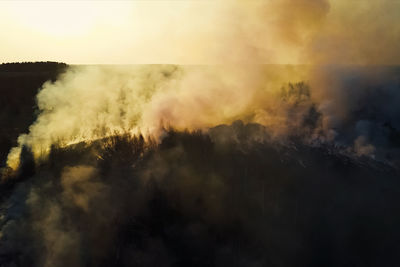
(0, 123), (399, 267)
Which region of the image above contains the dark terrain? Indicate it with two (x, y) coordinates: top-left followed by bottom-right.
(0, 63), (399, 267)
(0, 123), (399, 267)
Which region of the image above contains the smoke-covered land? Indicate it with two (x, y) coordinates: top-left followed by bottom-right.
(1, 0), (400, 265)
(0, 63), (399, 267)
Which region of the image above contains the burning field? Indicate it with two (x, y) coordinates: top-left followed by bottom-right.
(1, 0), (400, 266)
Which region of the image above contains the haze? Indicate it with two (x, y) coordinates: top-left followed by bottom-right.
(1, 0), (399, 65)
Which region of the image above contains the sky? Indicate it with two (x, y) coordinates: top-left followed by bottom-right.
(0, 0), (399, 65)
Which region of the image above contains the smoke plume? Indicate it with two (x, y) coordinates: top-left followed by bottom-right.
(1, 1), (400, 265)
(4, 0), (400, 170)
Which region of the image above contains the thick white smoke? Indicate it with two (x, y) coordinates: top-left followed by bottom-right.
(6, 64), (311, 169)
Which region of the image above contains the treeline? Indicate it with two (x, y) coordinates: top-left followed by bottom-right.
(0, 61), (67, 72)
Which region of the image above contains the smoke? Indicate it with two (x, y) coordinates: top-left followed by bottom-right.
(1, 1), (400, 266)
(308, 65), (400, 161)
(196, 0), (400, 65)
(61, 165), (105, 212)
(4, 64), (311, 170)
(5, 64), (400, 170)
(205, 0), (331, 64)
(3, 0), (400, 169)
(5, 65), (181, 169)
(305, 0), (400, 64)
